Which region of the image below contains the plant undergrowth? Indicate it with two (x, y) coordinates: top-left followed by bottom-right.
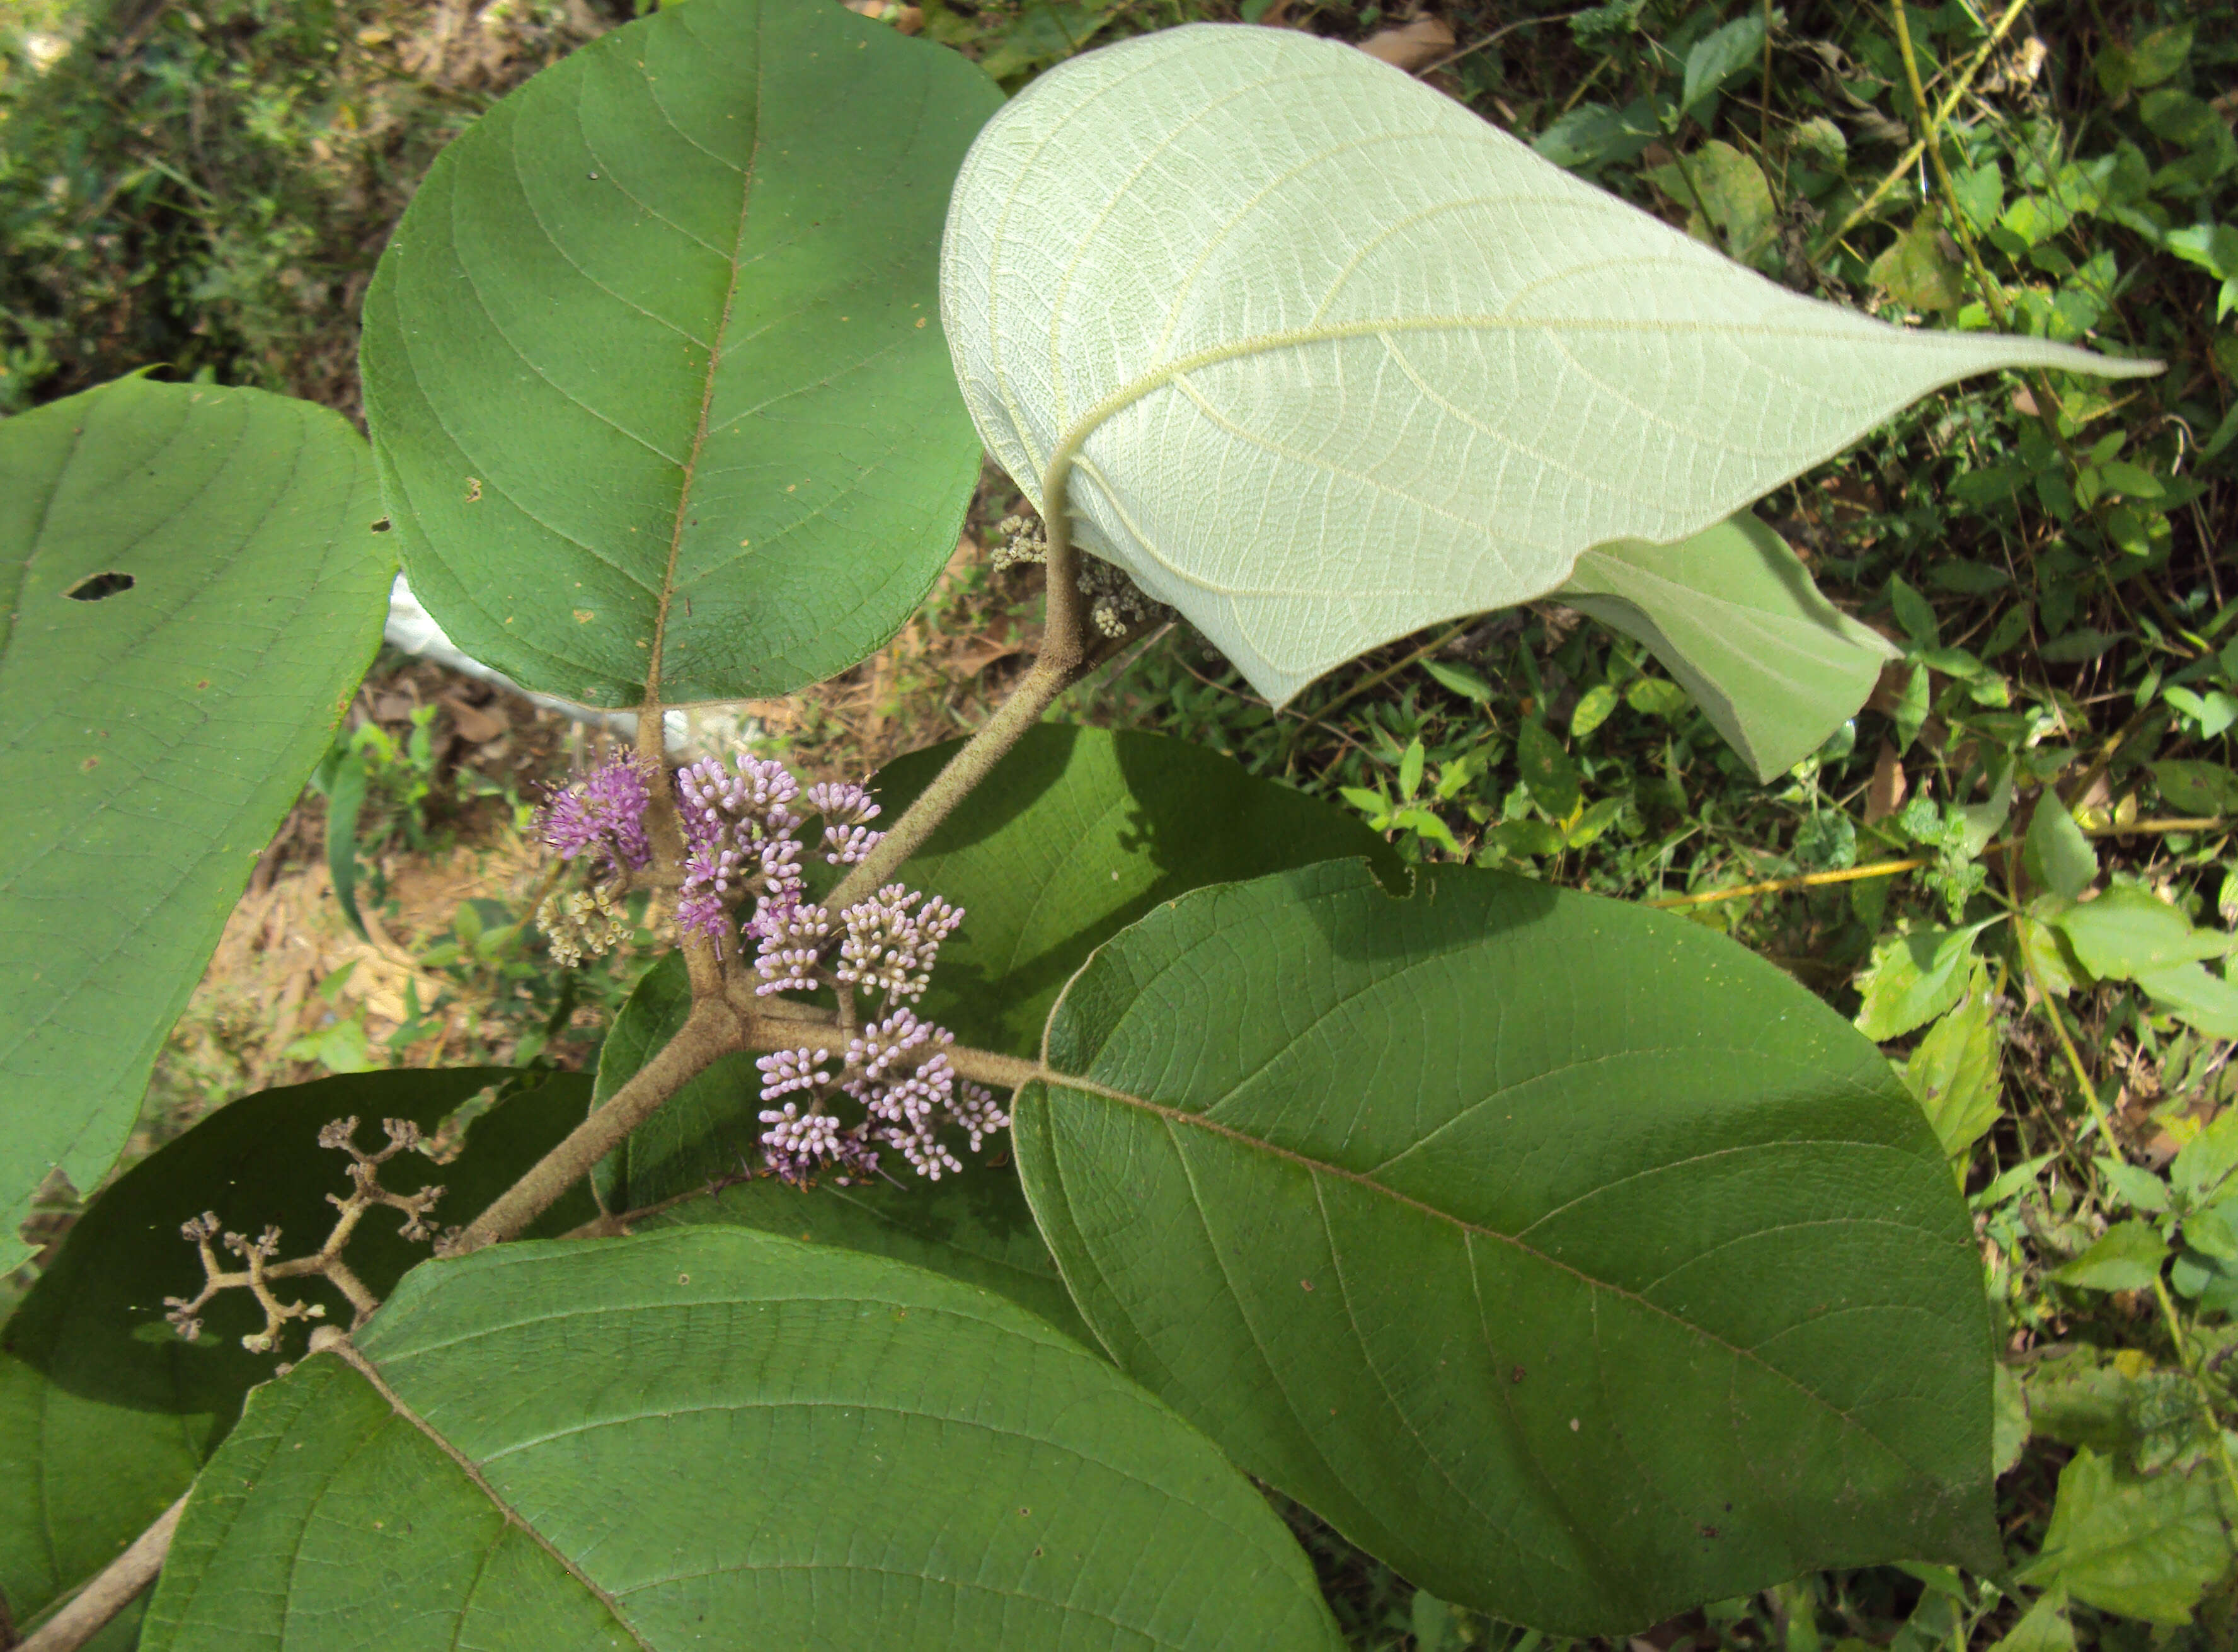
(3, 0), (2234, 1646)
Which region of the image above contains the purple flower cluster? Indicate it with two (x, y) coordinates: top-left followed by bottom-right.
(539, 752), (653, 875)
(752, 1007), (1006, 1183)
(539, 743), (1004, 1189)
(673, 753), (817, 942)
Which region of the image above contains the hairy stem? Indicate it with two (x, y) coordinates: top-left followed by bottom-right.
(823, 543), (1113, 912)
(16, 1492), (187, 1652)
(444, 1000), (743, 1254)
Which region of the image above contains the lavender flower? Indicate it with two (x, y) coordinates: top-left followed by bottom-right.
(532, 741), (1013, 1186)
(540, 752), (652, 873)
(835, 885), (963, 1001)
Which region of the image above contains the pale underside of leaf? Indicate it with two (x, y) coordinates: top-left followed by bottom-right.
(1016, 862), (1995, 1634)
(1559, 514), (1900, 779)
(941, 23), (2155, 705)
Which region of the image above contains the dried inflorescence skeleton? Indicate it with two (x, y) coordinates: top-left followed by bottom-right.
(163, 1116), (451, 1362)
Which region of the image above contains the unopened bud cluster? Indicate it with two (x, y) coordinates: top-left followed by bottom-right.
(534, 747), (1008, 1186)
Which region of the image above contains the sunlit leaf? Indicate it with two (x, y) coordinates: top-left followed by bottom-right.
(142, 1232), (1345, 1650)
(941, 24), (2155, 706)
(1016, 861), (1997, 1635)
(0, 379), (389, 1268)
(364, 0), (1001, 707)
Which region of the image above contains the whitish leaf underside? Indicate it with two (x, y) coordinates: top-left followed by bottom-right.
(941, 24), (2155, 704)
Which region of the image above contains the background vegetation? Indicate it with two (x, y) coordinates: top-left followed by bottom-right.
(3, 0), (2234, 1646)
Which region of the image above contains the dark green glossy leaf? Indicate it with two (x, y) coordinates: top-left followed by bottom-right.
(361, 0), (1000, 707)
(874, 723), (1401, 1058)
(0, 377), (390, 1266)
(1017, 861), (1997, 1636)
(143, 1231), (1345, 1650)
(0, 1069), (591, 1640)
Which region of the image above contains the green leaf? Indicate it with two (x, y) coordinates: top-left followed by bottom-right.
(2095, 1157), (2171, 1215)
(2052, 886), (2234, 981)
(1016, 862), (1997, 1636)
(1993, 1364), (2029, 1477)
(1421, 657), (1493, 702)
(0, 378), (390, 1269)
(591, 953), (1090, 1343)
(1559, 514), (1899, 779)
(2167, 223), (2238, 281)
(1989, 1591), (2074, 1652)
(1902, 967), (2000, 1168)
(2016, 913), (2083, 999)
(1888, 573), (1940, 647)
(1649, 142), (1776, 261)
(2054, 1221), (2169, 1292)
(323, 749), (371, 940)
(1869, 217), (1966, 314)
(2020, 1448), (2232, 1625)
(1515, 717), (1580, 818)
(1854, 922), (1992, 1041)
(0, 1069), (591, 1638)
(2172, 1108), (2238, 1205)
(1680, 14), (1766, 120)
(1399, 736), (1426, 801)
(1570, 681), (1619, 738)
(636, 1173), (1095, 1347)
(2131, 960), (2238, 1038)
(873, 724), (1400, 1058)
(941, 25), (2154, 709)
(1533, 101), (1657, 171)
(142, 1232), (1346, 1651)
(2024, 796), (2097, 900)
(1625, 675), (1692, 720)
(362, 0), (1001, 708)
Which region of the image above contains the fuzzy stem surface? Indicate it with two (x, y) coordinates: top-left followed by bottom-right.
(16, 1492), (187, 1652)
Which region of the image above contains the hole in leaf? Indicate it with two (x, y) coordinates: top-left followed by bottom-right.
(371, 518), (391, 532)
(64, 571), (135, 602)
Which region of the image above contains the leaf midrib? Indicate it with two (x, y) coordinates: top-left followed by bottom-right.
(640, 14), (767, 706)
(1033, 1060), (1955, 1489)
(323, 1338), (655, 1650)
(1038, 309), (2089, 510)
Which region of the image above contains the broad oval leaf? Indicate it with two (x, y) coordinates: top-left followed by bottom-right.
(0, 1069), (592, 1641)
(0, 377), (389, 1269)
(941, 23), (2155, 706)
(1558, 513), (1898, 780)
(363, 0), (1001, 708)
(1016, 861), (1997, 1636)
(142, 1230), (1346, 1650)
